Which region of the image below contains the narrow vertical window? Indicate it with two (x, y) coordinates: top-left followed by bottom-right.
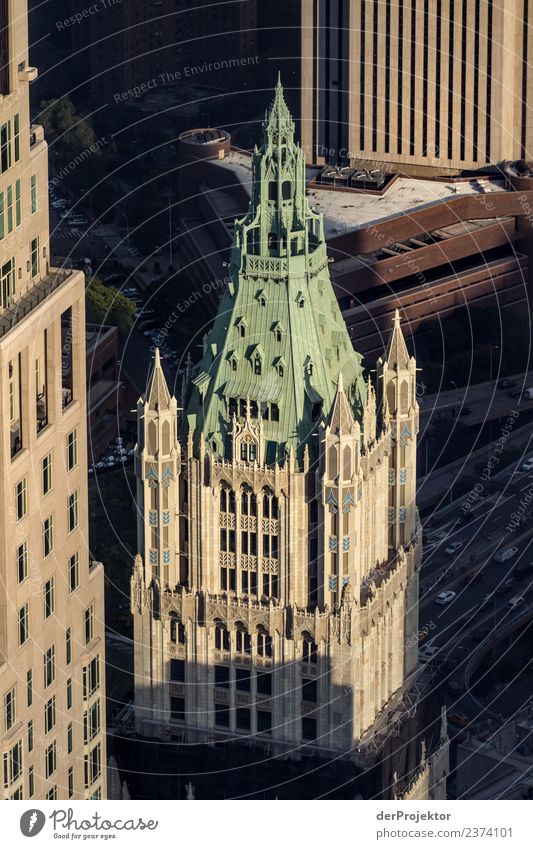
(14, 115), (20, 161)
(30, 236), (39, 277)
(15, 178), (20, 226)
(69, 552), (79, 593)
(31, 174), (37, 213)
(17, 541), (27, 583)
(67, 429), (78, 470)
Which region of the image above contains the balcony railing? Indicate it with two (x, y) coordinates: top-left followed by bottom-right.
(0, 268), (73, 339)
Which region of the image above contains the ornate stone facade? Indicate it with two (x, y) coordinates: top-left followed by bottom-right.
(131, 82), (422, 767)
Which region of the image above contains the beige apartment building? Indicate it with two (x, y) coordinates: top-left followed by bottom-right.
(301, 0), (533, 172)
(0, 0), (106, 799)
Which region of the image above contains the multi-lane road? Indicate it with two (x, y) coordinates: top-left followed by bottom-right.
(417, 458), (533, 733)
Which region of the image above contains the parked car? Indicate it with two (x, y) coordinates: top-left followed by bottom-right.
(445, 541), (464, 555)
(435, 590), (456, 605)
(521, 458), (533, 472)
(508, 596), (525, 609)
(525, 388), (533, 400)
(494, 546), (519, 563)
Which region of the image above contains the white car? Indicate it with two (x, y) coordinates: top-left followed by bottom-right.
(445, 541), (464, 555)
(435, 590), (456, 605)
(494, 546), (519, 563)
(521, 458), (533, 471)
(508, 596), (525, 609)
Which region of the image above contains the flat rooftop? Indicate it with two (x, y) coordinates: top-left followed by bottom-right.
(210, 150), (508, 239)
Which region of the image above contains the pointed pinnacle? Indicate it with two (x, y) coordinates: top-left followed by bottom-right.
(338, 371), (344, 393)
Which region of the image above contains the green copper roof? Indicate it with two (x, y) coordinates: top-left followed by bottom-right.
(185, 79), (366, 467)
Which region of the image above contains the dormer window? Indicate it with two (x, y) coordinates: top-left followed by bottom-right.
(254, 356), (261, 375)
(240, 437), (257, 463)
(257, 290), (267, 307)
(274, 355), (285, 378)
(272, 321), (283, 342)
(296, 291), (305, 308)
(228, 351), (239, 372)
(236, 318), (247, 338)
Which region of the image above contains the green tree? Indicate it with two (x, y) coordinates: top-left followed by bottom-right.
(39, 96), (97, 163)
(86, 277), (136, 338)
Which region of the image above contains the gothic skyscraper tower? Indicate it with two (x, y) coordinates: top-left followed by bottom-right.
(132, 81), (423, 785)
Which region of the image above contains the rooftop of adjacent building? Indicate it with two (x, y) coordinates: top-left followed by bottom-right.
(0, 267), (79, 341)
(206, 148), (508, 239)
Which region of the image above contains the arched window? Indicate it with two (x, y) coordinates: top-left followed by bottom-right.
(253, 355), (262, 375)
(240, 439), (257, 463)
(236, 624), (251, 655)
(282, 181), (291, 200)
(302, 635), (318, 664)
(231, 358), (237, 372)
(220, 485), (235, 513)
(147, 421), (157, 455)
(328, 445), (338, 478)
(400, 380), (409, 414)
(257, 626), (272, 658)
(241, 487), (257, 516)
(343, 445), (352, 481)
(275, 328), (282, 343)
(214, 621), (230, 652)
(170, 614), (185, 645)
(170, 612), (179, 643)
(262, 488), (278, 519)
(271, 403), (279, 421)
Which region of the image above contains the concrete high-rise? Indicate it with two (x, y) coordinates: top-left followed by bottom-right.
(301, 0), (533, 172)
(1, 0), (106, 800)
